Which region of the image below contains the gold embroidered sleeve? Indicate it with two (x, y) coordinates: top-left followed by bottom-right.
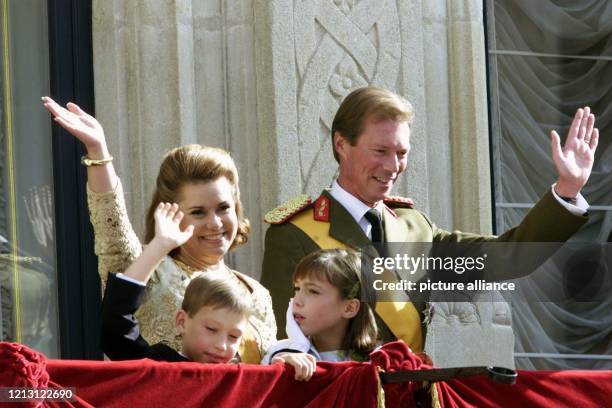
(232, 271), (278, 356)
(260, 288), (277, 352)
(87, 180), (142, 284)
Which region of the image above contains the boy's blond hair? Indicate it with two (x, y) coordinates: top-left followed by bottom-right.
(182, 273), (251, 318)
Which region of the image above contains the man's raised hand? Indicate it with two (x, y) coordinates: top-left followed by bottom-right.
(551, 106), (599, 198)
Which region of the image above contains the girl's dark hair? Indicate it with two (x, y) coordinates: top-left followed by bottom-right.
(293, 248), (378, 355)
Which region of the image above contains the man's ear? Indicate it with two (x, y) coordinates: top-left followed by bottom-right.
(343, 299), (361, 319)
(175, 309), (188, 334)
(333, 131), (349, 160)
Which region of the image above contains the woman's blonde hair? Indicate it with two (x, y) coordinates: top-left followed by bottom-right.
(144, 144), (250, 250)
(293, 248), (378, 355)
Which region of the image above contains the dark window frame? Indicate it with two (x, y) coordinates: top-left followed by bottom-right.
(47, 0), (101, 359)
(482, 0), (497, 235)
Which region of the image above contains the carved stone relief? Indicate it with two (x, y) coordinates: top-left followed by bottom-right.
(294, 0), (401, 194)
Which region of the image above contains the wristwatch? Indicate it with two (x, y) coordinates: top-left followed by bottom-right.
(559, 196), (577, 205)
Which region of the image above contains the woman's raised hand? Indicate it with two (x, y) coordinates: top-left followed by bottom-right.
(153, 203), (194, 253)
(43, 96), (117, 193)
(42, 96), (108, 155)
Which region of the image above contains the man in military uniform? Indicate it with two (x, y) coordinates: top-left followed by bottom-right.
(261, 87), (598, 348)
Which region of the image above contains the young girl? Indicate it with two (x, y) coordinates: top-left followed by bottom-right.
(263, 248), (378, 380)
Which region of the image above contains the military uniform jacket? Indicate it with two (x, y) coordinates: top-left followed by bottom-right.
(261, 188), (587, 350)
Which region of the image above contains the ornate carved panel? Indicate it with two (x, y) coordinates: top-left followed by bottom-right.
(294, 0), (401, 193)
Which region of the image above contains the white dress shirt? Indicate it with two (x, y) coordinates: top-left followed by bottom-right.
(329, 181), (386, 240)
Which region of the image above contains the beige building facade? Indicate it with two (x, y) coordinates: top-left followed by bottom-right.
(92, 0), (503, 367)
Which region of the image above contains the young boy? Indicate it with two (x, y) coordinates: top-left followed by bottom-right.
(100, 202), (250, 363)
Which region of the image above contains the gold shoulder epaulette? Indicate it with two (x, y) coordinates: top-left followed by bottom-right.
(264, 194), (312, 224)
(383, 195), (414, 209)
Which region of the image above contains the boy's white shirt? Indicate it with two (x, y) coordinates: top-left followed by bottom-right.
(261, 299), (350, 364)
(116, 272), (146, 286)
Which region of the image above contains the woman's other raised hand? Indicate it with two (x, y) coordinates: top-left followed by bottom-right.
(42, 96), (108, 155)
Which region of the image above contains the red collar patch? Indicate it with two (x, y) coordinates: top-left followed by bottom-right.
(314, 194), (330, 221)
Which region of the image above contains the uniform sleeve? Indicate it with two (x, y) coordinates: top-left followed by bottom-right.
(261, 222), (319, 338)
(87, 179), (143, 284)
(431, 188), (586, 243)
(427, 188), (588, 281)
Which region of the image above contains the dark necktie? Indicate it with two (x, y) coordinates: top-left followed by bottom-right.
(364, 209), (385, 244)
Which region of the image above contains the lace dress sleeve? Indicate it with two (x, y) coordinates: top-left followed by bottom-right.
(87, 179), (143, 284)
(260, 288), (278, 353)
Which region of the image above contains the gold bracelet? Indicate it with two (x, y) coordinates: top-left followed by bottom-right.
(81, 155), (113, 167)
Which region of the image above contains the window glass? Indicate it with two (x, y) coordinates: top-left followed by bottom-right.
(487, 0), (612, 369)
(0, 0), (59, 357)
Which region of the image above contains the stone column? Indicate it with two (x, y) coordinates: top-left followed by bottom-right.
(448, 0), (493, 234)
(254, 0), (432, 210)
(92, 0), (261, 275)
(254, 0), (491, 232)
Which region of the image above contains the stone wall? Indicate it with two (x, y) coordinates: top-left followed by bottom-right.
(93, 0), (491, 278)
(92, 0), (498, 366)
(93, 0), (261, 274)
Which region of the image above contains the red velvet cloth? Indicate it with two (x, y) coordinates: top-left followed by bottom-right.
(0, 342), (91, 408)
(3, 342), (611, 408)
(371, 341), (431, 407)
(46, 358), (380, 408)
(0, 342), (49, 389)
(0, 342), (49, 408)
(45, 342), (425, 407)
(438, 370), (612, 408)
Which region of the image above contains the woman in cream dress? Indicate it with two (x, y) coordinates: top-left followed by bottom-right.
(43, 97), (276, 363)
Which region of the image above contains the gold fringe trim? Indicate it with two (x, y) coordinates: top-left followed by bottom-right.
(430, 382), (441, 408)
(376, 367), (386, 408)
